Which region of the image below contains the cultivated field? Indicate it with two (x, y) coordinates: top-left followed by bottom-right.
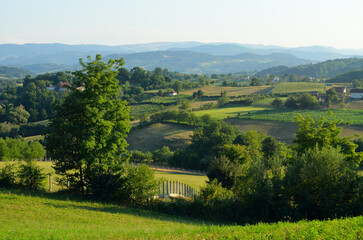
(127, 123), (194, 152)
(271, 82), (325, 94)
(0, 189), (362, 240)
(194, 105), (266, 120)
(346, 100), (363, 110)
(227, 118), (363, 143)
(181, 85), (272, 97)
(239, 108), (363, 126)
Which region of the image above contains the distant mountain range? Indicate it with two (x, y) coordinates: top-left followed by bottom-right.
(1, 42), (363, 74)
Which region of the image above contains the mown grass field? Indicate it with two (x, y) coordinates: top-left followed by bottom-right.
(194, 105), (266, 120)
(0, 189), (362, 240)
(272, 82), (325, 94)
(127, 123), (194, 152)
(181, 85), (272, 97)
(239, 108), (363, 126)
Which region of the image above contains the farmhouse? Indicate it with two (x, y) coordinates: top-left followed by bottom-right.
(56, 82), (72, 92)
(350, 89), (363, 99)
(169, 90), (178, 96)
(332, 86), (346, 95)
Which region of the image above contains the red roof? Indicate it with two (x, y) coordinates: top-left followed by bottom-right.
(57, 82), (72, 88)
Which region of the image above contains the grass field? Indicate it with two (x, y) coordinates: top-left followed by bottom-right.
(194, 105), (266, 120)
(272, 82), (325, 94)
(23, 135), (44, 142)
(130, 104), (165, 118)
(346, 100), (363, 110)
(227, 118), (363, 143)
(0, 189), (362, 240)
(143, 94), (191, 104)
(239, 108), (363, 126)
(181, 85), (272, 97)
(127, 123), (194, 152)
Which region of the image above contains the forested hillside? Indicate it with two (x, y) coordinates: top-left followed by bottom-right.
(328, 69), (363, 83)
(0, 66), (34, 79)
(256, 58), (363, 78)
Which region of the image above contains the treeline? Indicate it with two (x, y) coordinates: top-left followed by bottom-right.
(0, 138), (45, 161)
(151, 113), (363, 223)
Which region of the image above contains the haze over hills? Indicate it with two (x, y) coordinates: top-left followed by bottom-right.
(1, 42), (363, 74)
(256, 58), (363, 78)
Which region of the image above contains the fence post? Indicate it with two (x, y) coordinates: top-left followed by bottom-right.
(48, 174), (52, 192)
(166, 181), (169, 196)
(163, 181), (165, 197)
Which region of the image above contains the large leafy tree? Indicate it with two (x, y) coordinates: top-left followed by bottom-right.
(45, 55), (130, 194)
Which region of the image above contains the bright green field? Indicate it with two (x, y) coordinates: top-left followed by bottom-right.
(194, 105), (267, 120)
(240, 108), (363, 126)
(0, 189), (362, 240)
(272, 82), (325, 94)
(154, 171), (208, 190)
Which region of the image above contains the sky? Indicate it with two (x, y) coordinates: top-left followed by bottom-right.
(1, 0), (363, 49)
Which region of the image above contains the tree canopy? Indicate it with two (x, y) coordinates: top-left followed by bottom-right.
(45, 55), (130, 194)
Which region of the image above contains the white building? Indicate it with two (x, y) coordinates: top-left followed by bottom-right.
(350, 89), (363, 99)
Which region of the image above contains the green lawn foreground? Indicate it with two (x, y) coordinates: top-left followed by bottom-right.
(0, 189), (362, 240)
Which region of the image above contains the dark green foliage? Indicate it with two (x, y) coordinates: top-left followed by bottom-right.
(0, 138), (45, 161)
(152, 146), (174, 164)
(325, 88), (341, 104)
(192, 89), (204, 99)
(17, 161), (46, 190)
(294, 113), (363, 166)
(117, 164), (160, 205)
(329, 69), (363, 83)
(0, 163), (17, 188)
(271, 98), (283, 108)
(207, 155), (241, 189)
(45, 55), (130, 195)
(129, 150), (152, 163)
(285, 93), (319, 109)
(283, 147), (363, 219)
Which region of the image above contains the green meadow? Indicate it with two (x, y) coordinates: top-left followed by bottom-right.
(0, 188), (362, 240)
(272, 82), (325, 94)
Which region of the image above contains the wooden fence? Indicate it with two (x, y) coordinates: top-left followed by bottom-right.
(158, 180), (199, 198)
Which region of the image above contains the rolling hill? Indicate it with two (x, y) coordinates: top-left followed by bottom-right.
(328, 69), (363, 83)
(256, 58), (363, 78)
(0, 66), (35, 79)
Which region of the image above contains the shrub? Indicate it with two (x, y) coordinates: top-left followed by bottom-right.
(117, 164), (160, 205)
(17, 161), (46, 190)
(0, 163), (17, 188)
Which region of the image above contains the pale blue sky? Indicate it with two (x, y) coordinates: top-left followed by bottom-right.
(1, 0), (363, 49)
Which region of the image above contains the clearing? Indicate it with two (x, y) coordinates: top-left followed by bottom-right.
(181, 85), (272, 97)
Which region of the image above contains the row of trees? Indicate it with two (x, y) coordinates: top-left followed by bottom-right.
(0, 138), (44, 161)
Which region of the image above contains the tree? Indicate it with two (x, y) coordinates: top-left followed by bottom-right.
(8, 105), (30, 125)
(294, 112), (363, 167)
(45, 55), (130, 194)
(271, 98), (283, 108)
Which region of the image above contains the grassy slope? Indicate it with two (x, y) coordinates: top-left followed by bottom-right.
(272, 82), (325, 94)
(181, 85), (272, 96)
(0, 189), (362, 240)
(127, 123), (194, 152)
(227, 118), (363, 143)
